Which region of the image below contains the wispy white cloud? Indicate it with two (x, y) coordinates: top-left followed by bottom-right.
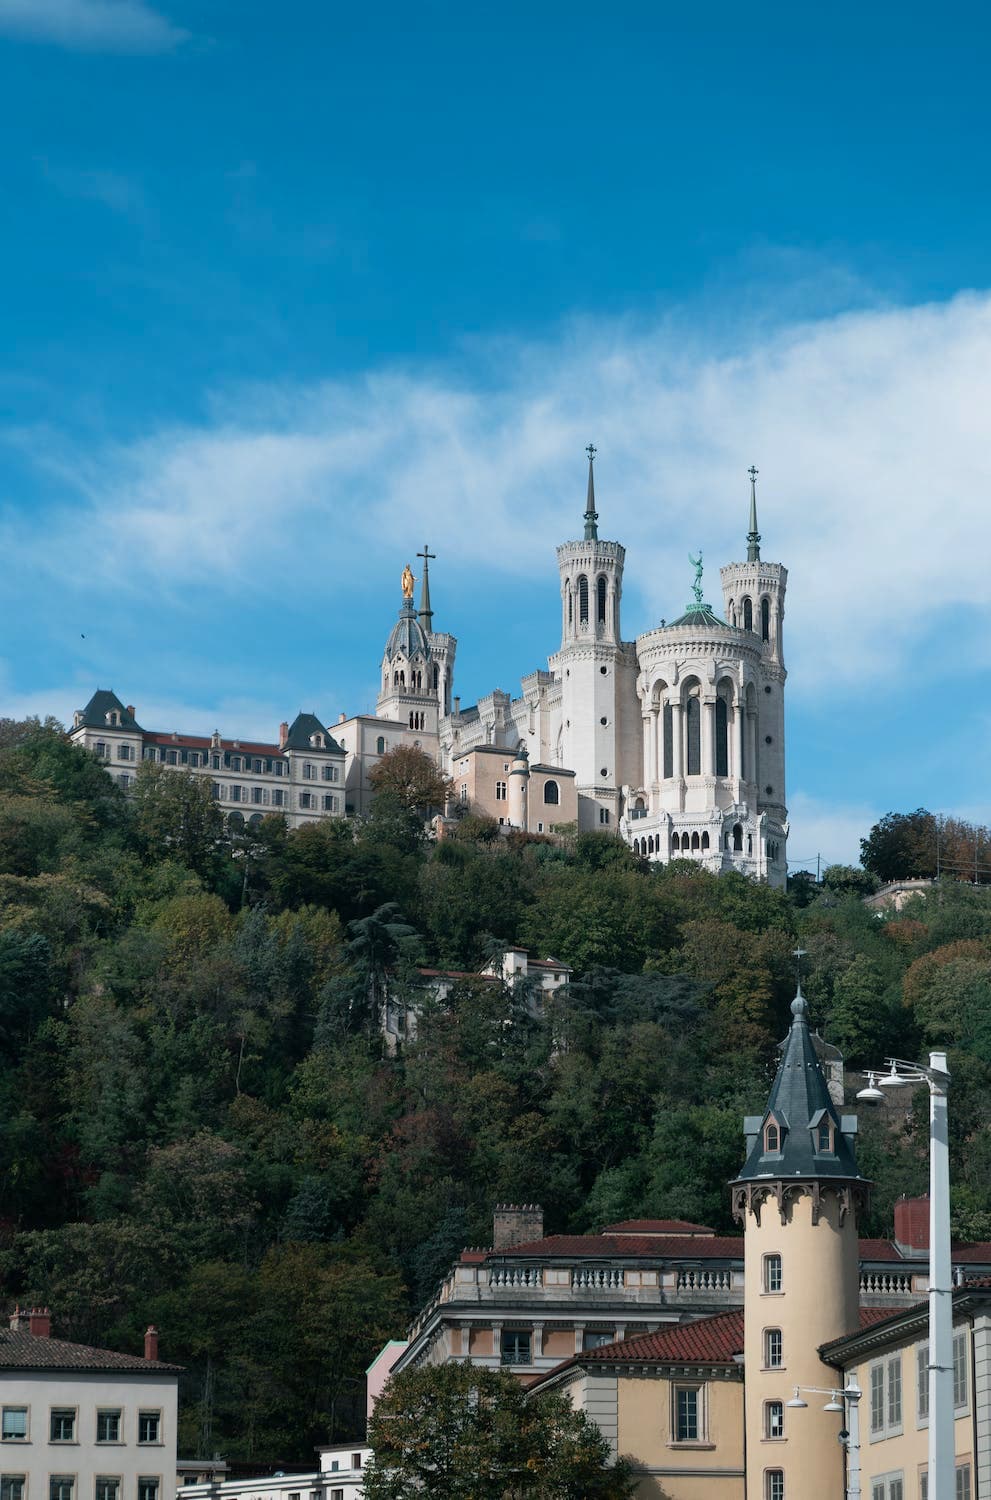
(786, 791), (881, 870)
(5, 289), (991, 702)
(0, 0), (187, 53)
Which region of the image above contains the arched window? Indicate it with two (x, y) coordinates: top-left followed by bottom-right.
(743, 597), (753, 632)
(543, 780), (560, 805)
(228, 810), (245, 831)
(596, 575), (607, 624)
(733, 822), (744, 852)
(701, 831), (710, 850)
(715, 697), (728, 776)
(376, 736), (386, 754)
(686, 696), (701, 775)
(663, 703), (673, 778)
(578, 575), (589, 624)
(433, 664), (439, 690)
(764, 1122), (780, 1154)
(568, 588), (573, 625)
(729, 601), (736, 626)
(761, 596), (771, 642)
(691, 831), (700, 851)
(747, 833), (753, 854)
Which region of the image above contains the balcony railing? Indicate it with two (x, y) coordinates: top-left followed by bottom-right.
(676, 1268), (734, 1293)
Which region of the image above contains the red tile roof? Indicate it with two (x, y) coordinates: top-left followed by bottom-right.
(0, 1330), (182, 1373)
(598, 1219), (716, 1236)
(492, 1233), (744, 1259)
(582, 1309), (745, 1365)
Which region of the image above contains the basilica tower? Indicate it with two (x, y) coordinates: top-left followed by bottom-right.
(731, 981), (870, 1500)
(377, 561), (441, 740)
(548, 447), (640, 831)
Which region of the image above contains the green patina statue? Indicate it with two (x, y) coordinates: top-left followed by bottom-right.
(689, 551), (704, 607)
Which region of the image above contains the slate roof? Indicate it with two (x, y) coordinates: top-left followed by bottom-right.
(383, 600), (431, 663)
(733, 987), (869, 1187)
(0, 1330), (182, 1374)
(75, 690), (143, 732)
(282, 713), (344, 754)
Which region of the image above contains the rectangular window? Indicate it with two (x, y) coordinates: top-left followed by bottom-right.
(138, 1413), (160, 1444)
(137, 1481), (159, 1500)
(495, 781), (507, 801)
(352, 1455), (362, 1470)
(583, 1331), (613, 1350)
(953, 1331), (968, 1408)
(165, 749), (178, 765)
(917, 1344), (929, 1421)
(211, 783), (223, 800)
(189, 752), (200, 768)
(50, 1409), (76, 1441)
(599, 808), (610, 825)
(51, 1479), (74, 1500)
(763, 1254), (782, 1293)
(116, 744), (132, 760)
(321, 765), (339, 781)
(230, 783), (243, 802)
(211, 754), (221, 770)
(95, 1481), (119, 1500)
(331, 1491), (343, 1500)
(299, 792), (313, 809)
(272, 789), (285, 807)
(921, 1476), (928, 1500)
(322, 794), (338, 812)
(252, 787), (265, 804)
(887, 1355), (902, 1428)
(871, 1362), (885, 1433)
(956, 1466), (971, 1500)
(765, 1471), (784, 1500)
(763, 1328), (782, 1368)
(143, 746), (157, 761)
(764, 1400), (784, 1439)
(96, 1411), (121, 1443)
(500, 1331), (531, 1366)
(0, 1412), (26, 1443)
(253, 759), (263, 773)
(1, 1478), (25, 1500)
(231, 757), (242, 772)
(117, 774), (130, 788)
(872, 1475), (904, 1500)
(303, 763), (316, 780)
(674, 1386), (699, 1441)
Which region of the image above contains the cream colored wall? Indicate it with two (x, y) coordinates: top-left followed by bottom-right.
(744, 1186), (860, 1500)
(0, 1370), (178, 1500)
(616, 1373), (744, 1500)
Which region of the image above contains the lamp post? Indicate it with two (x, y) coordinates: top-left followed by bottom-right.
(785, 1384), (862, 1500)
(857, 1052), (953, 1500)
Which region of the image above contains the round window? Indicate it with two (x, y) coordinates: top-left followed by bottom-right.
(765, 785), (773, 795)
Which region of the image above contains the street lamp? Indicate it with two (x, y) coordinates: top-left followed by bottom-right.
(857, 1052), (953, 1500)
(785, 1383), (862, 1499)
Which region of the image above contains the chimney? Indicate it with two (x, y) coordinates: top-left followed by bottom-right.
(492, 1204), (544, 1251)
(29, 1302), (50, 1338)
(279, 721), (289, 749)
(894, 1195), (930, 1258)
(126, 705), (136, 718)
(144, 1326), (159, 1361)
(8, 1307), (29, 1333)
(338, 713), (346, 723)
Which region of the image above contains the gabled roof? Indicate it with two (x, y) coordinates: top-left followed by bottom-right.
(489, 1233), (743, 1260)
(282, 714), (343, 754)
(581, 1308), (744, 1365)
(598, 1219), (716, 1236)
(75, 690), (143, 732)
(0, 1329), (182, 1374)
(733, 987), (868, 1186)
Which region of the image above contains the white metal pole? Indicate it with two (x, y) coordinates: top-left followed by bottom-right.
(845, 1385), (861, 1500)
(928, 1050), (954, 1499)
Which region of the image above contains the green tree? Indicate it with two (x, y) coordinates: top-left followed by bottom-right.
(131, 762), (227, 880)
(365, 1362), (636, 1499)
(860, 809), (937, 882)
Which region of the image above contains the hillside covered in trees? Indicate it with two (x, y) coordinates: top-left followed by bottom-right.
(2, 718), (991, 1464)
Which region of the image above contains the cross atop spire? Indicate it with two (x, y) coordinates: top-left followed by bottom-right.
(584, 444), (599, 540)
(417, 544), (435, 630)
(747, 464), (761, 562)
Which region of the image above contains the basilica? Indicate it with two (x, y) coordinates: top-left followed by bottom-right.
(361, 451), (789, 884)
(69, 452), (789, 885)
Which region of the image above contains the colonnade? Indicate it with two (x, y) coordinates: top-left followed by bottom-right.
(641, 690), (758, 787)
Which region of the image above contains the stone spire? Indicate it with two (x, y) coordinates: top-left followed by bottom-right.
(584, 444), (599, 541)
(746, 464), (761, 562)
(417, 544), (435, 630)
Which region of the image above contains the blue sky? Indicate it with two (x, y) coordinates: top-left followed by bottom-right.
(1, 0), (990, 867)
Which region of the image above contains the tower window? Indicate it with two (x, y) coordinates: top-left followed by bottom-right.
(715, 697), (728, 776)
(732, 822), (743, 852)
(761, 596), (771, 641)
(543, 781), (559, 805)
(686, 697), (701, 775)
(764, 1401), (784, 1439)
(763, 1328), (783, 1368)
(596, 574), (607, 624)
(578, 575), (589, 625)
(701, 831), (709, 850)
(763, 1253), (782, 1293)
(764, 1121), (780, 1154)
(663, 703), (673, 778)
(495, 781), (507, 801)
(764, 1471), (784, 1500)
(743, 597), (753, 631)
(568, 589), (573, 625)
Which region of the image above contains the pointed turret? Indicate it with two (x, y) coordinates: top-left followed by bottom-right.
(583, 443), (598, 540)
(746, 464), (761, 563)
(417, 544), (435, 630)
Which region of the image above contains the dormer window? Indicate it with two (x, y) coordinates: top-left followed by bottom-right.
(310, 733), (325, 749)
(764, 1123), (780, 1154)
(811, 1109), (834, 1155)
(106, 711), (119, 726)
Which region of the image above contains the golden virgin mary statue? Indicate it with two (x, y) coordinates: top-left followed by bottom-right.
(401, 563), (415, 600)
